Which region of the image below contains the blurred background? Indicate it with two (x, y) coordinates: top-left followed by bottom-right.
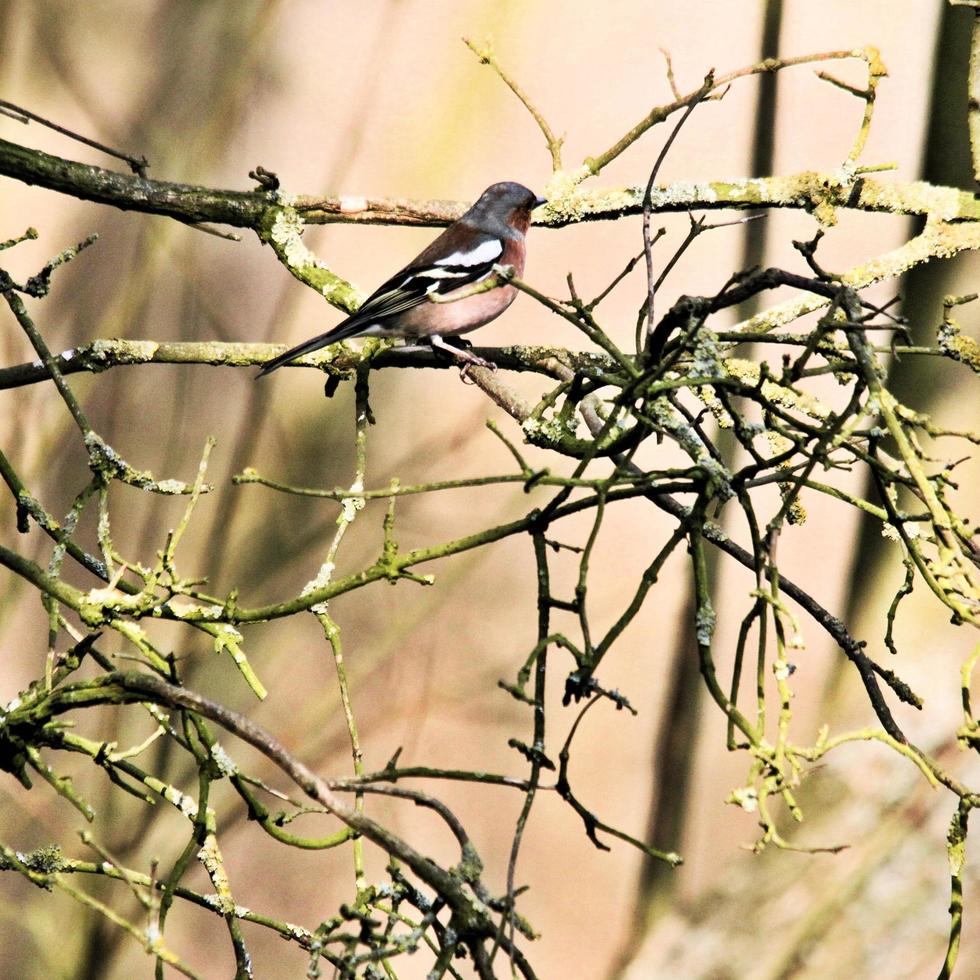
(1, 1), (978, 977)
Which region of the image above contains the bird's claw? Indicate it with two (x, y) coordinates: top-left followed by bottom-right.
(429, 335), (496, 378)
(459, 358), (496, 384)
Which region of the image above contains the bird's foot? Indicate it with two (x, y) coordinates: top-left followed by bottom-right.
(429, 335), (497, 381)
(458, 360), (496, 384)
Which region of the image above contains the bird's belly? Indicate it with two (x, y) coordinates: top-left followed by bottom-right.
(396, 284), (518, 337)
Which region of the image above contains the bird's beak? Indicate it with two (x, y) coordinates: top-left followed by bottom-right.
(533, 194), (547, 209)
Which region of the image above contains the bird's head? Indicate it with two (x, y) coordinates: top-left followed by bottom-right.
(467, 181), (546, 235)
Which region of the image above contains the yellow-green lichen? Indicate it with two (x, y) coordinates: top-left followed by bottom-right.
(197, 832), (235, 911)
(268, 207), (318, 271)
(651, 179), (722, 208)
(541, 170), (639, 225)
(938, 312), (980, 374)
(88, 338), (160, 366)
(728, 785), (759, 812)
(261, 206), (364, 313)
(521, 415), (570, 446)
(725, 359), (830, 421)
(694, 385), (733, 428)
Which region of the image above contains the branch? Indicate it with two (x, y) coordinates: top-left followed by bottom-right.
(0, 339), (610, 390)
(581, 47), (886, 175)
(4, 137), (980, 235)
(464, 38), (564, 170)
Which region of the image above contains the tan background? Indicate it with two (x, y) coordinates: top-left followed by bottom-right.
(1, 1), (978, 977)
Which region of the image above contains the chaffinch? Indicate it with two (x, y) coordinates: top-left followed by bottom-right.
(257, 181), (545, 376)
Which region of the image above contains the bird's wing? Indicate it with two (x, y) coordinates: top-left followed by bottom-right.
(257, 232), (504, 376)
(345, 234), (505, 321)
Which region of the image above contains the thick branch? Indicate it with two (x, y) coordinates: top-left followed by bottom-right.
(0, 137), (266, 226)
(0, 339), (610, 389)
(4, 137), (980, 234)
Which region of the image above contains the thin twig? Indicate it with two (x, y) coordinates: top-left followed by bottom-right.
(464, 38), (564, 170)
(642, 70), (715, 356)
(0, 98), (149, 175)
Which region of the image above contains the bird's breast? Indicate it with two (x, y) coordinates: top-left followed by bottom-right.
(396, 283), (519, 337)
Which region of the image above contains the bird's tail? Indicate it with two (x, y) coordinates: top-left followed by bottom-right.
(255, 317), (366, 377)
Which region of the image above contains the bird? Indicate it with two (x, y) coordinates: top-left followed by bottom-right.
(256, 181), (545, 377)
